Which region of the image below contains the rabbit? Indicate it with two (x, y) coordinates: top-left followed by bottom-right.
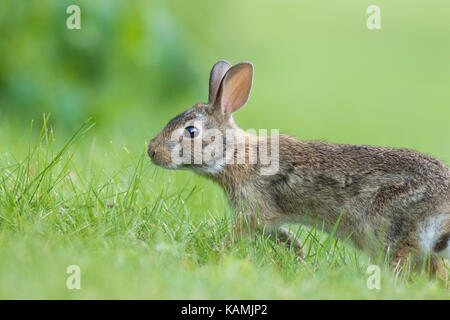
(148, 60), (450, 280)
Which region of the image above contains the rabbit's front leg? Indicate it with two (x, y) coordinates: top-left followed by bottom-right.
(230, 212), (304, 259)
(264, 218), (304, 258)
(268, 226), (304, 259)
(230, 212), (262, 243)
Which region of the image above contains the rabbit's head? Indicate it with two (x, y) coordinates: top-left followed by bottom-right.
(148, 60), (253, 174)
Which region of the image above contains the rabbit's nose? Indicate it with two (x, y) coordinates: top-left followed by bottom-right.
(147, 139), (157, 159)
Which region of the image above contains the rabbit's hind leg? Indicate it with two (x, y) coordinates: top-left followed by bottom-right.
(389, 217), (449, 283)
(428, 256), (448, 284)
(389, 241), (420, 272)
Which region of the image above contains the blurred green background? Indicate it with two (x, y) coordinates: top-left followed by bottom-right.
(0, 0), (449, 299)
(1, 0), (449, 162)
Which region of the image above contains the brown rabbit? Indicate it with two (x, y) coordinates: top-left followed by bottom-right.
(148, 60), (450, 279)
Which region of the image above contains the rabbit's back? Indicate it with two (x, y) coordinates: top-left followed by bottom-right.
(280, 135), (448, 185)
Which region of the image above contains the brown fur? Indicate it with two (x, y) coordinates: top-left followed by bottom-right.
(148, 60), (450, 279)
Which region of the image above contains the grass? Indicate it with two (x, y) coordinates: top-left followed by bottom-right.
(1, 0), (449, 300)
(0, 115), (448, 299)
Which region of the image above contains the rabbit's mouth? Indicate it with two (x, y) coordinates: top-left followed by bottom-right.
(150, 158), (179, 170)
(151, 159), (224, 175)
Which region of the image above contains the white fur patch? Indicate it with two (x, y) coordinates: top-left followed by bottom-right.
(189, 163), (224, 175)
(200, 163), (224, 175)
(418, 215), (449, 258)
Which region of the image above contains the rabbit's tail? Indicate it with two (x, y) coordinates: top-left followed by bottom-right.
(419, 214), (450, 259)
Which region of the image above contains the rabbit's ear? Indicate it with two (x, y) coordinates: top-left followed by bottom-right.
(209, 60), (231, 104)
(215, 62), (253, 116)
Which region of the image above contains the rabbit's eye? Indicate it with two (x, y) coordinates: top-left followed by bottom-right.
(184, 126), (199, 139)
